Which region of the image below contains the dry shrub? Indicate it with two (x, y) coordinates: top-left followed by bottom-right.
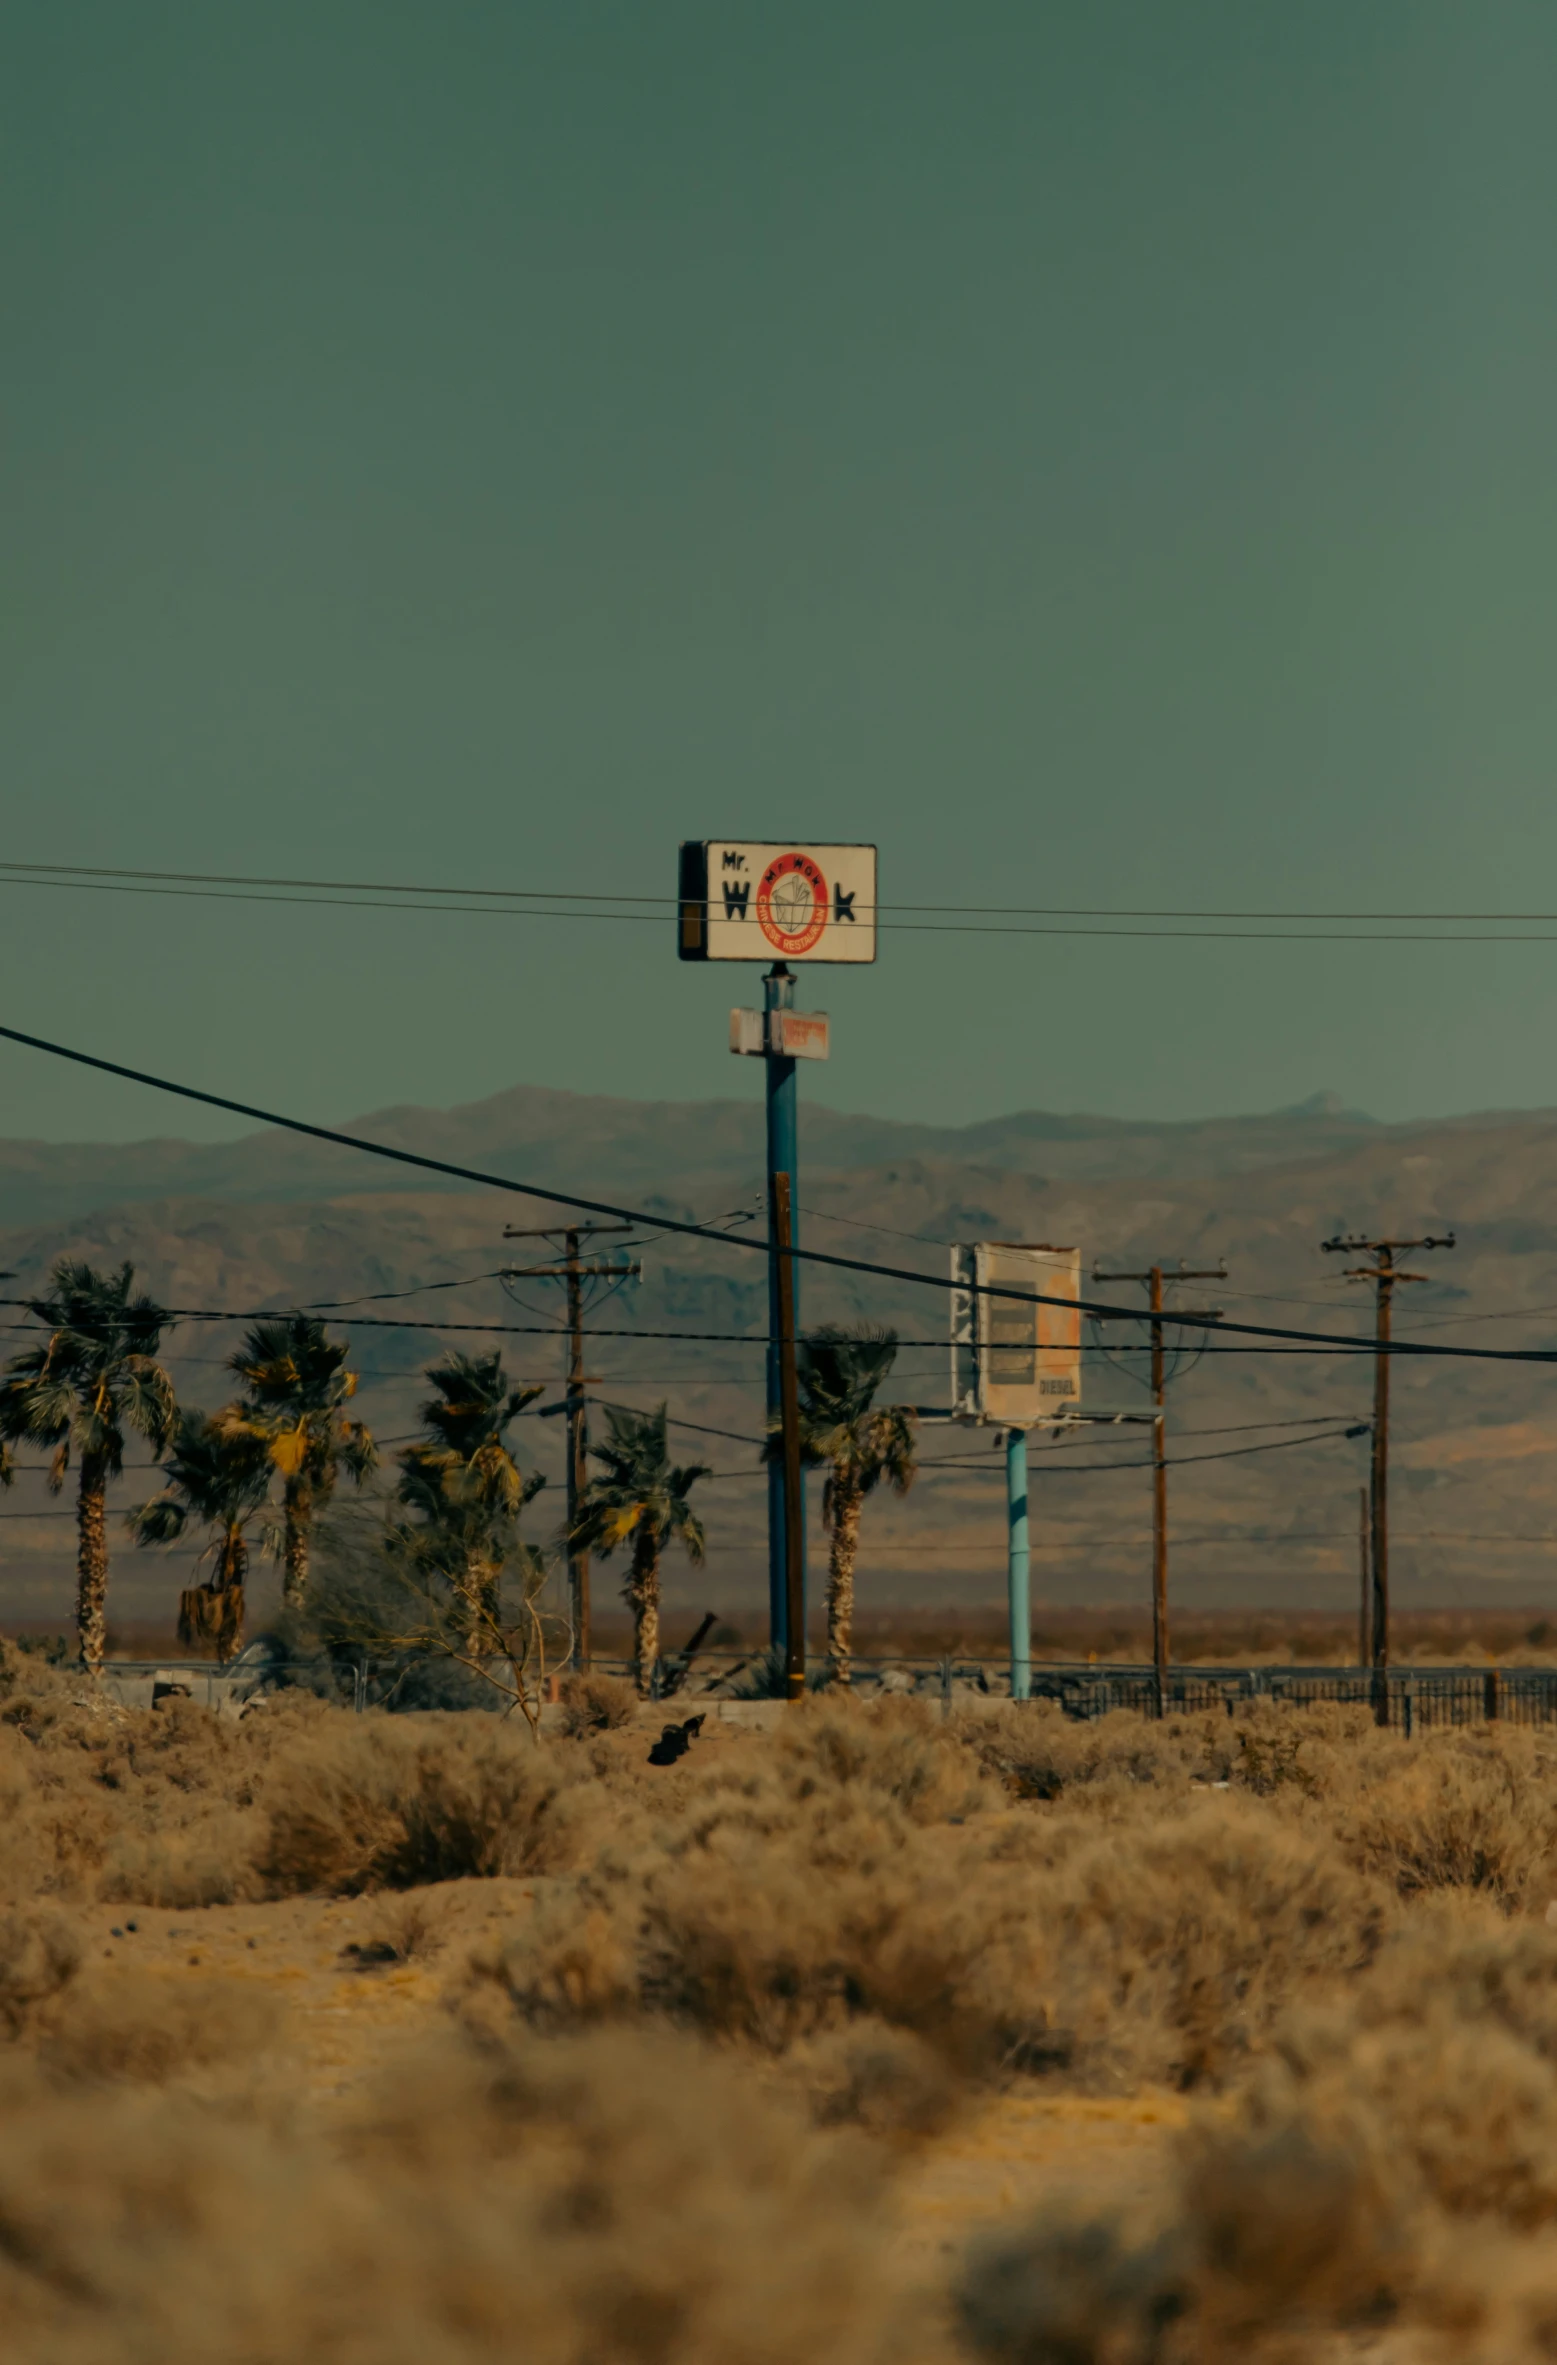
(557, 1670), (639, 1735)
(481, 1733), (1388, 2091)
(260, 1714), (603, 1894)
(0, 2026), (945, 2365)
(956, 1701), (1205, 1802)
(958, 1698), (1400, 1812)
(773, 1696), (995, 1824)
(952, 1903), (1557, 2359)
(0, 1685), (343, 1909)
(1242, 1904), (1557, 2238)
(1042, 1796), (1389, 2087)
(1341, 1727), (1557, 1903)
(634, 1802), (1041, 2063)
(100, 1811), (267, 1909)
(797, 2017), (960, 2141)
(0, 1910), (80, 2036)
(39, 1967), (285, 2086)
(959, 2109), (1407, 2362)
(355, 1893), (445, 1965)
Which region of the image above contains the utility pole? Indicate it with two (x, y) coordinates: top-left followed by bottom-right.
(1006, 1428), (1030, 1703)
(1092, 1260), (1226, 1718)
(761, 962), (807, 1665)
(1322, 1232), (1454, 1726)
(503, 1223), (639, 1669)
(1357, 1484), (1370, 1670)
(771, 1172), (805, 1700)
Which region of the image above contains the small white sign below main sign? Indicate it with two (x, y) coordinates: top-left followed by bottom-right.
(680, 842), (877, 963)
(729, 1009), (831, 1059)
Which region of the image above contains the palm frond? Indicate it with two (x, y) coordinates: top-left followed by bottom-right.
(129, 1409), (275, 1549)
(127, 1493), (189, 1546)
(118, 1361), (178, 1449)
(339, 1420), (377, 1480)
(0, 1369), (76, 1446)
(572, 1403), (707, 1563)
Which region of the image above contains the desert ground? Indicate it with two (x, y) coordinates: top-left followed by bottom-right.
(7, 1645), (1557, 2361)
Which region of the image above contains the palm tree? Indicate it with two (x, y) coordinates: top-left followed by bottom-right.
(396, 1351), (545, 1631)
(571, 1404), (708, 1694)
(226, 1314), (376, 1608)
(129, 1410), (279, 1662)
(0, 1259), (177, 1671)
(769, 1323), (917, 1683)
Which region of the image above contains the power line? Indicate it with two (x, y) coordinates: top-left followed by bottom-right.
(3, 1296), (1549, 1364)
(11, 864), (1557, 943)
(917, 1427), (1363, 1473)
(2, 1015), (1555, 1366)
(16, 858), (1557, 928)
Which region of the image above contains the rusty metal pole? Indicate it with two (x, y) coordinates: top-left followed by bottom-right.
(1149, 1267), (1168, 1720)
(1370, 1250), (1394, 1728)
(772, 1171), (805, 1701)
(564, 1229), (590, 1669)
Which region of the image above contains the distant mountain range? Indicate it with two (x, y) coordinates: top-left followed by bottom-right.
(2, 1080), (1556, 1636)
(0, 1078), (1482, 1230)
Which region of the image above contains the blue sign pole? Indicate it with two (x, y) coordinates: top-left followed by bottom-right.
(764, 963), (805, 1656)
(1007, 1426), (1030, 1701)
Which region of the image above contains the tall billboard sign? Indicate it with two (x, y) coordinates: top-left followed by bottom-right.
(678, 842), (878, 963)
(951, 1243), (1082, 1425)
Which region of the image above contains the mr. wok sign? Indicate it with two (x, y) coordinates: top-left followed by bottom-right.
(677, 843), (878, 963)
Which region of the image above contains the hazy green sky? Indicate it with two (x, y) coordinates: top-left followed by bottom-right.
(5, 2), (1557, 1142)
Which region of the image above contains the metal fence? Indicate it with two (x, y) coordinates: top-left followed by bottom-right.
(1023, 1663), (1557, 1731)
(85, 1653), (1557, 1730)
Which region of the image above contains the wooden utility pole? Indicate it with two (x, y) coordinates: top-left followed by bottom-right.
(1092, 1259), (1226, 1717)
(771, 1171), (805, 1701)
(503, 1222), (639, 1669)
(1322, 1231), (1454, 1725)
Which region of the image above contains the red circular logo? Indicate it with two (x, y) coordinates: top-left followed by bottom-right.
(756, 851), (829, 954)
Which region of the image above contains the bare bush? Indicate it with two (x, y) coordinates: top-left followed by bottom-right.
(774, 1696), (996, 1823)
(259, 1714), (604, 1894)
(955, 1701), (1205, 1802)
(959, 2105), (1407, 2363)
(0, 2027), (944, 2365)
(355, 1893), (445, 1965)
(481, 1736), (1388, 2091)
(0, 1910), (80, 2037)
(40, 1968), (284, 2086)
(557, 1670), (639, 1734)
(1040, 1796), (1390, 2086)
(1341, 1727), (1557, 1903)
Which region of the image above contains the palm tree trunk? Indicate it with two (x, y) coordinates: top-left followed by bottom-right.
(625, 1523), (661, 1696)
(282, 1475), (311, 1609)
(76, 1454), (109, 1673)
(218, 1530), (247, 1663)
(178, 1529), (248, 1661)
(827, 1474), (862, 1682)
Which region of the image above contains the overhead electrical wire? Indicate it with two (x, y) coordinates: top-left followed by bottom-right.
(9, 857), (1557, 929)
(0, 1303), (1538, 1361)
(911, 1426), (1364, 1475)
(1, 1015), (1554, 1365)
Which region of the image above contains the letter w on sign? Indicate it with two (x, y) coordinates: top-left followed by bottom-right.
(723, 882), (751, 920)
